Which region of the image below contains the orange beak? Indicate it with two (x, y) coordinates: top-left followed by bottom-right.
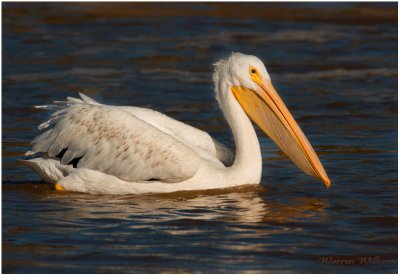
(231, 79), (330, 188)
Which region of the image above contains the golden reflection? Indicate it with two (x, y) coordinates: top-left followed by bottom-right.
(10, 183), (331, 228)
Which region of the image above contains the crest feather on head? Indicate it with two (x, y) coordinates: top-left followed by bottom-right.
(212, 52), (245, 86)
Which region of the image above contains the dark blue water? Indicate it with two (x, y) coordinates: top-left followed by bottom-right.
(2, 2), (397, 273)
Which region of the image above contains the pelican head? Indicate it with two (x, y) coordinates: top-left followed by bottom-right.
(213, 52), (330, 188)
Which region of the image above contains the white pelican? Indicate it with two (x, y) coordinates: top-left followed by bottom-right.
(22, 53), (330, 194)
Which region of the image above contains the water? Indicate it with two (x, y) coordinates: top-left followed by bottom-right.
(2, 2), (397, 273)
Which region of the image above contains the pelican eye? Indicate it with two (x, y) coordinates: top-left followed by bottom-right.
(249, 66), (259, 76)
(249, 66), (262, 85)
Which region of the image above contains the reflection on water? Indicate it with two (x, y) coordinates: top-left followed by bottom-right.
(3, 183), (335, 273)
(2, 2), (397, 273)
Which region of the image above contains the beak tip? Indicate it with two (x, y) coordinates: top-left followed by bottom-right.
(323, 177), (331, 189)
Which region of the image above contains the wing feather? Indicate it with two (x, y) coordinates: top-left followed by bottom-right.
(48, 94), (234, 166)
(118, 106), (234, 166)
(32, 102), (201, 183)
